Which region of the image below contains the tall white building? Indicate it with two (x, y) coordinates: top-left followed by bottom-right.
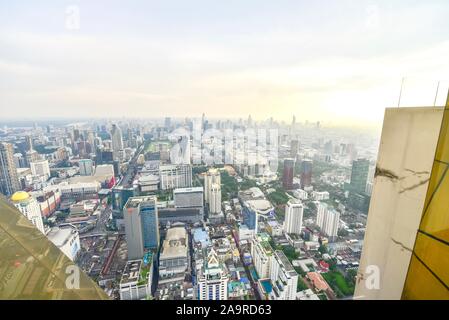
(251, 233), (273, 279)
(10, 191), (45, 234)
(159, 164), (192, 190)
(30, 159), (50, 179)
(111, 124), (124, 160)
(315, 201), (327, 229)
(209, 183), (222, 214)
(315, 201), (340, 241)
(197, 248), (229, 300)
(269, 250), (298, 300)
(323, 209), (340, 240)
(283, 199), (304, 235)
(204, 168), (221, 204)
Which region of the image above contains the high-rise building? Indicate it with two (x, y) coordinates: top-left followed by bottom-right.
(10, 191), (45, 234)
(111, 124), (124, 160)
(25, 150), (40, 166)
(322, 209), (340, 241)
(164, 117), (171, 129)
(315, 201), (327, 228)
(25, 135), (33, 152)
(269, 250), (298, 300)
(30, 159), (50, 179)
(283, 199), (304, 235)
(242, 206), (257, 231)
(197, 248), (229, 300)
(204, 168), (221, 204)
(209, 183), (221, 214)
(0, 142), (20, 196)
(355, 105), (449, 300)
(290, 139), (299, 158)
(282, 158), (295, 190)
(315, 201), (339, 241)
(124, 196), (159, 260)
(13, 153), (26, 168)
(350, 158), (370, 194)
(251, 233), (273, 279)
(79, 159), (94, 176)
(300, 159), (313, 189)
(159, 164), (192, 190)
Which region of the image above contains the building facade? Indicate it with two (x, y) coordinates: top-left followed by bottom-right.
(283, 199), (304, 235)
(10, 191), (45, 234)
(0, 142), (20, 196)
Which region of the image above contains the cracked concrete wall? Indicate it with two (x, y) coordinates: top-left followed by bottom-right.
(354, 107), (444, 300)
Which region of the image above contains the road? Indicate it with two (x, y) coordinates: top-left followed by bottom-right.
(118, 143), (145, 188)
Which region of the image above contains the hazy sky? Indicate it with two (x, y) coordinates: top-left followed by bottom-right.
(1, 0), (449, 126)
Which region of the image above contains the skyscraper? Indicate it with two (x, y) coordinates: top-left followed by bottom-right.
(315, 202), (339, 241)
(204, 168), (221, 204)
(300, 159), (313, 189)
(282, 158), (295, 190)
(25, 135), (33, 152)
(0, 142), (20, 196)
(209, 183), (222, 214)
(124, 196), (159, 260)
(350, 158), (370, 194)
(110, 124), (124, 160)
(283, 199), (304, 235)
(290, 139), (299, 158)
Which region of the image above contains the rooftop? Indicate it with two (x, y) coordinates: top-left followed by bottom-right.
(10, 191), (30, 202)
(125, 196), (157, 209)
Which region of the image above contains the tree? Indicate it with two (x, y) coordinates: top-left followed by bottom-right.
(318, 245), (328, 255)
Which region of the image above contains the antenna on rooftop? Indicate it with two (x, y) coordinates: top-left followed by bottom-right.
(397, 77), (405, 108)
(433, 81), (440, 107)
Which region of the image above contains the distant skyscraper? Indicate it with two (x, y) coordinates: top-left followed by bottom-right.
(124, 196), (159, 260)
(25, 150), (40, 167)
(283, 199), (304, 235)
(111, 124), (124, 160)
(13, 153), (26, 168)
(315, 202), (340, 241)
(10, 191), (45, 234)
(204, 168), (221, 204)
(290, 139), (299, 158)
(209, 183), (222, 214)
(0, 142), (20, 196)
(282, 158), (295, 190)
(164, 117), (171, 129)
(300, 159), (313, 189)
(25, 135), (33, 152)
(350, 158), (370, 194)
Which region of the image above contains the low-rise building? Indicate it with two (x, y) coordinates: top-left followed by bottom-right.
(119, 258), (154, 300)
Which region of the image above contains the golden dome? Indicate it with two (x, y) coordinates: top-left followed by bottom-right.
(10, 191), (30, 202)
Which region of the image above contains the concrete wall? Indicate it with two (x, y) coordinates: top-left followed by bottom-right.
(354, 107), (443, 300)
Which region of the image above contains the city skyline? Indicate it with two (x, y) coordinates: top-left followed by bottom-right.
(2, 1), (449, 125)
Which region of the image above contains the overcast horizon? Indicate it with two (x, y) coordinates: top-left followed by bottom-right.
(1, 1), (449, 125)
